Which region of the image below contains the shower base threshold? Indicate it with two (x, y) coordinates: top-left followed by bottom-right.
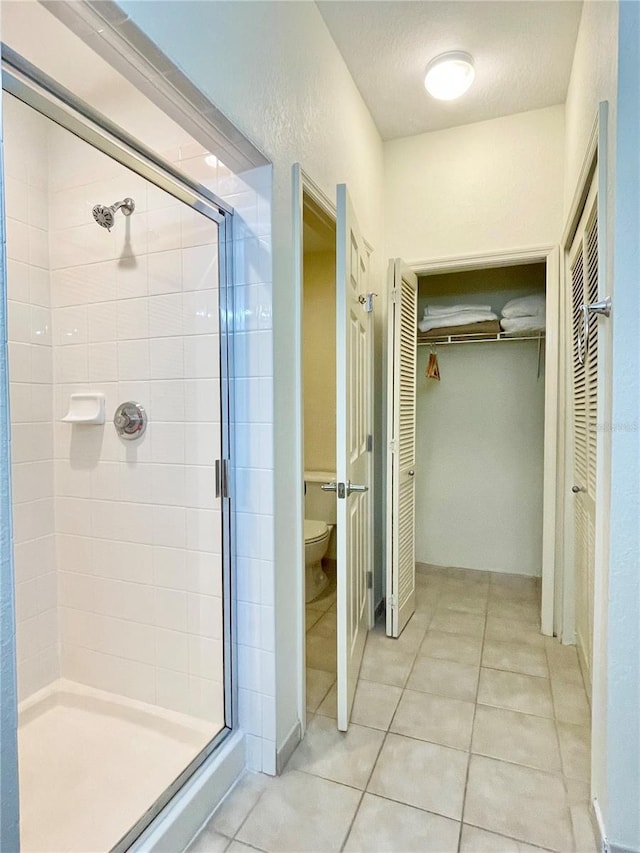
(18, 678), (221, 853)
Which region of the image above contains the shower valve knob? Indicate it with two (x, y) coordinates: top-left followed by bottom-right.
(114, 401), (147, 440)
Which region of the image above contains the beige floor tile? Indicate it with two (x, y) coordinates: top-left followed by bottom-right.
(367, 622), (427, 655)
(446, 567), (490, 586)
(344, 793), (459, 852)
(429, 610), (486, 638)
(551, 680), (591, 726)
(478, 668), (553, 718)
(226, 842), (263, 853)
(565, 777), (591, 806)
(288, 714), (384, 789)
(420, 630), (483, 665)
(351, 680), (402, 731)
(487, 598), (540, 624)
(306, 632), (336, 673)
(464, 755), (573, 852)
(489, 583), (540, 604)
(309, 610), (336, 639)
(570, 803), (599, 853)
(207, 771), (268, 838)
(391, 689), (474, 750)
(482, 639), (549, 678)
(545, 640), (585, 687)
(436, 589), (488, 615)
(316, 682), (336, 718)
(485, 616), (545, 648)
(306, 668), (335, 713)
(307, 590), (334, 613)
(359, 641), (416, 687)
(557, 720), (591, 781)
(186, 827), (231, 852)
(471, 705), (561, 772)
(237, 769), (360, 852)
(489, 573), (541, 591)
(407, 656), (479, 702)
(410, 605), (436, 627)
(460, 824), (553, 852)
(306, 608), (323, 631)
(368, 733), (468, 820)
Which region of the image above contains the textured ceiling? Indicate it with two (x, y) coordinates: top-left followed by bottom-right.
(317, 1), (583, 140)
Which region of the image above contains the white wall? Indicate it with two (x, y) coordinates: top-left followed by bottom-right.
(384, 105), (565, 261)
(119, 0), (386, 759)
(4, 95), (58, 702)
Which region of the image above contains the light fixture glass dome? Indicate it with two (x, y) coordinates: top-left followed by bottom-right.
(424, 51), (475, 101)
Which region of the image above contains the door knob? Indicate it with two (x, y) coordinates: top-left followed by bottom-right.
(346, 481), (368, 495)
(572, 485), (586, 493)
(408, 470), (415, 477)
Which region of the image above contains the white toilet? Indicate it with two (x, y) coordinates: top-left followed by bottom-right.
(304, 519), (332, 602)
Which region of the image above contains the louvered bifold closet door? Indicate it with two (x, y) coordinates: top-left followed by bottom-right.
(386, 260), (418, 638)
(397, 278), (417, 626)
(569, 182), (598, 692)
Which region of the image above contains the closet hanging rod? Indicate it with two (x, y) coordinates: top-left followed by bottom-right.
(416, 332), (545, 346)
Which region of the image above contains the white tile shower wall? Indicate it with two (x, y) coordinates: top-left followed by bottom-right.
(4, 96), (58, 702)
(48, 124), (225, 724)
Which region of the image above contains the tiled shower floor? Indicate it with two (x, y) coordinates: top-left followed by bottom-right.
(188, 567), (597, 853)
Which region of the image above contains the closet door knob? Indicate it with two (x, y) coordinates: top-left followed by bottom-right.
(572, 485), (586, 493)
(408, 470), (415, 477)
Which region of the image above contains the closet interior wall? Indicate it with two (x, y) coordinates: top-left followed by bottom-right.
(416, 264), (546, 577)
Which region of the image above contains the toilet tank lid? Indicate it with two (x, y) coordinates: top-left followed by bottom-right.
(304, 519), (328, 541)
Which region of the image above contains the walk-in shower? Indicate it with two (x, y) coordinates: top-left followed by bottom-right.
(3, 80), (231, 852)
(92, 196), (135, 231)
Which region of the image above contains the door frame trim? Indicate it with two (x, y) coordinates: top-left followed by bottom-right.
(409, 245), (560, 637)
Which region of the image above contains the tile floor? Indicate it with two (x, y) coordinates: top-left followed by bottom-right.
(187, 566), (598, 853)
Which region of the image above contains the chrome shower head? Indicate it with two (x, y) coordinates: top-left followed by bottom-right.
(92, 197), (135, 231)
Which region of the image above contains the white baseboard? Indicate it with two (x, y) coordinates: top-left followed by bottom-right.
(130, 731), (245, 852)
(276, 721), (301, 774)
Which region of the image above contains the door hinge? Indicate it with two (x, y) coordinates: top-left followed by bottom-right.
(388, 595), (398, 609)
(391, 289), (399, 303)
(215, 459), (229, 499)
(367, 571), (373, 589)
(367, 434), (373, 452)
(389, 439), (398, 453)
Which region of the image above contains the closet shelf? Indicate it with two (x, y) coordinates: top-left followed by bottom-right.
(417, 331), (545, 346)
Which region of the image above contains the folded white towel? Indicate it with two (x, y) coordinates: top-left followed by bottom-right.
(500, 316), (546, 334)
(424, 304), (492, 318)
(501, 294), (546, 319)
(419, 311), (498, 333)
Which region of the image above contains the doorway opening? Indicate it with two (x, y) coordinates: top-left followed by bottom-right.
(301, 192), (339, 721)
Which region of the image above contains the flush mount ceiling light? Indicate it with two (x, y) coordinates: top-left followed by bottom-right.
(424, 51), (475, 101)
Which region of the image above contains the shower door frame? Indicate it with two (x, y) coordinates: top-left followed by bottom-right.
(0, 47), (238, 853)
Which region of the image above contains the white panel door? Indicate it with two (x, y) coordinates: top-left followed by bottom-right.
(569, 174), (598, 694)
(386, 259), (418, 637)
(336, 183), (372, 731)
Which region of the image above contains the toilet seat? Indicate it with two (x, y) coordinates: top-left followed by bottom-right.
(304, 519), (328, 544)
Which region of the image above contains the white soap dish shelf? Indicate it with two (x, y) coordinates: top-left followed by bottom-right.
(62, 393), (106, 424)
